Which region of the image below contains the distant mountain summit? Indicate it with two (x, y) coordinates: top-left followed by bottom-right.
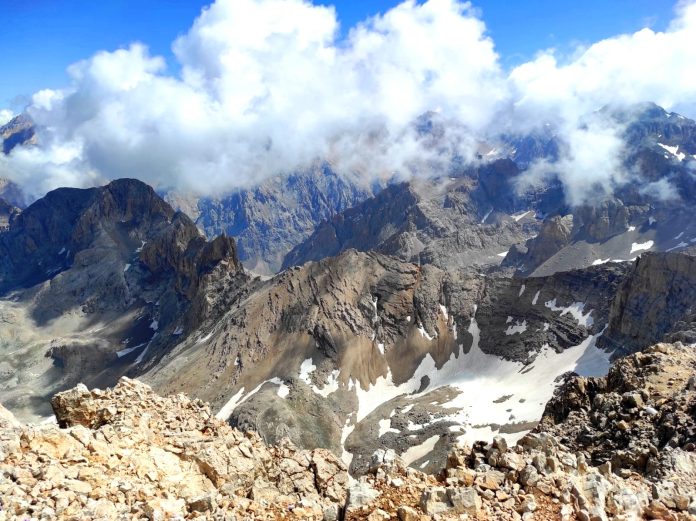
(0, 113), (36, 154)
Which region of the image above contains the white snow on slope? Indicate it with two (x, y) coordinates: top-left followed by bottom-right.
(135, 334), (157, 364)
(313, 369), (340, 398)
(378, 418), (399, 437)
(299, 358), (317, 385)
(352, 307), (611, 445)
(417, 324), (435, 341)
(658, 143), (686, 161)
(401, 435), (441, 466)
(216, 387), (247, 420)
(627, 226), (636, 232)
(532, 291), (540, 305)
(592, 258), (610, 266)
(511, 210), (532, 222)
(341, 416), (355, 467)
(273, 378), (290, 398)
(497, 251), (509, 258)
(544, 299), (594, 327)
(196, 331), (214, 344)
(630, 240), (654, 254)
(217, 378), (288, 420)
(518, 284), (526, 297)
(123, 263), (131, 272)
(116, 342), (146, 358)
(505, 320), (527, 336)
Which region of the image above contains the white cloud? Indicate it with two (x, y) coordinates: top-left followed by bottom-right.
(2, 0), (696, 204)
(4, 0), (503, 198)
(639, 178), (680, 201)
(0, 109), (15, 126)
(508, 1), (696, 202)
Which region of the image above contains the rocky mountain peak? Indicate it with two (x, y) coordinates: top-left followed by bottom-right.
(0, 113), (36, 154)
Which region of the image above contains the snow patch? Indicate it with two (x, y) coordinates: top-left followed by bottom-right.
(511, 210), (532, 222)
(518, 284), (526, 297)
(401, 435), (440, 466)
(544, 299), (594, 327)
(627, 226), (636, 232)
(313, 369), (340, 398)
(116, 342), (146, 358)
(592, 258), (610, 266)
(532, 291), (540, 305)
(497, 251), (509, 258)
(352, 306), (611, 448)
(270, 378), (290, 399)
(658, 143), (686, 161)
(378, 418), (399, 437)
(196, 331), (214, 344)
(135, 335), (157, 364)
(299, 358), (317, 385)
(149, 319), (159, 331)
(216, 388), (247, 420)
(123, 263), (131, 272)
(505, 320), (527, 336)
(172, 326), (184, 336)
(341, 417), (355, 467)
(417, 324), (435, 341)
(630, 240), (654, 254)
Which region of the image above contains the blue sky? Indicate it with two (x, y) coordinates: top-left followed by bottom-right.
(0, 0), (674, 110)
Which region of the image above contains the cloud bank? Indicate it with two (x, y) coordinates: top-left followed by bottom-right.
(2, 0), (696, 203)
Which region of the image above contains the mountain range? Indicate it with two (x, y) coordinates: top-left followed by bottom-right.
(1, 102), (696, 519)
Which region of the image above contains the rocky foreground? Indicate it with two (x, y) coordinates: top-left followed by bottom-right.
(1, 343), (695, 520)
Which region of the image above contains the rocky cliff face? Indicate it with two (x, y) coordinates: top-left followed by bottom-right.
(503, 105), (696, 277)
(0, 114), (36, 155)
(599, 252), (696, 355)
(282, 163), (547, 272)
(0, 197), (20, 229)
(144, 248), (631, 476)
(0, 179), (245, 421)
(166, 164), (378, 274)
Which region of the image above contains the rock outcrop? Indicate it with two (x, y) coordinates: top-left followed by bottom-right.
(282, 168), (544, 273)
(0, 114), (36, 155)
(344, 342), (696, 521)
(0, 377), (348, 520)
(600, 252), (696, 355)
(167, 164), (378, 274)
(0, 179), (246, 421)
(2, 342), (694, 520)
